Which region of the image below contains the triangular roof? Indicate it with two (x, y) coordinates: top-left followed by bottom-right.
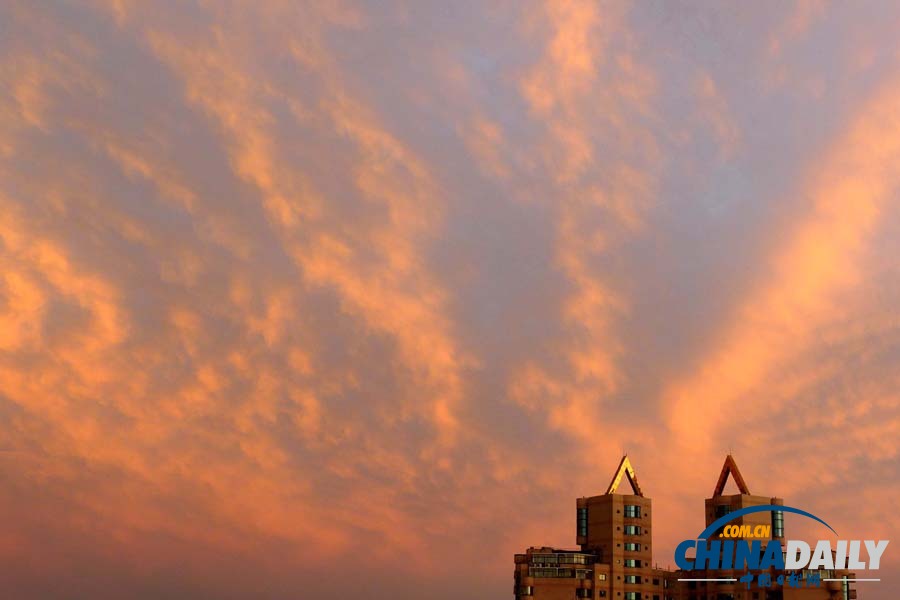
(605, 455), (644, 496)
(712, 454), (750, 497)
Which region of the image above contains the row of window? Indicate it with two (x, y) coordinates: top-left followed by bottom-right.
(530, 553), (596, 566)
(624, 543), (641, 551)
(577, 505), (643, 542)
(578, 505), (642, 538)
(518, 589), (608, 599)
(624, 525), (642, 535)
(529, 568), (593, 579)
(802, 569), (833, 579)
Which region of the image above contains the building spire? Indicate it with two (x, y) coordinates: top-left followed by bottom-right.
(605, 455), (644, 496)
(712, 453), (750, 497)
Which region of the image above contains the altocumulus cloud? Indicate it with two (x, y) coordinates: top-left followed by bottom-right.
(1, 2), (899, 598)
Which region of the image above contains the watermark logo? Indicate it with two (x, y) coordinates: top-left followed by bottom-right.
(675, 504), (888, 590)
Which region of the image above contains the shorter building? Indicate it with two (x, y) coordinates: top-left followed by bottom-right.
(513, 545), (680, 600)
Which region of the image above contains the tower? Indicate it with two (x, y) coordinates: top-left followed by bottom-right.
(514, 456), (673, 600)
(577, 455), (654, 598)
(704, 453), (785, 542)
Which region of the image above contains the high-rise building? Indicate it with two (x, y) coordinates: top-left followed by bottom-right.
(513, 455), (857, 600)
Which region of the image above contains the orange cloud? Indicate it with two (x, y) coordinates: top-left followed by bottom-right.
(664, 77), (900, 457)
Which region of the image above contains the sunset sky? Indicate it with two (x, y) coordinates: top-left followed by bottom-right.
(2, 2), (900, 598)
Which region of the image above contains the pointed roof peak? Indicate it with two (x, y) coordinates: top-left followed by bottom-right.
(713, 454), (750, 497)
(605, 455), (644, 496)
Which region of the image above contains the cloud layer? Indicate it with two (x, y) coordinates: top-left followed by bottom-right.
(1, 2), (899, 598)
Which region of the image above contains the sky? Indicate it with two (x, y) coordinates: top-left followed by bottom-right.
(1, 1), (899, 598)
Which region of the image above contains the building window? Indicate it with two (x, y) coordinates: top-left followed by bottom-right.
(624, 559), (641, 568)
(772, 509), (784, 538)
(624, 575), (641, 584)
(529, 566), (593, 579)
(624, 505), (641, 518)
(712, 505), (733, 536)
(624, 525), (641, 535)
(598, 574), (607, 581)
(625, 593), (640, 600)
(519, 585), (534, 596)
(578, 507), (589, 537)
(576, 590), (593, 598)
(624, 543), (641, 551)
(551, 553), (595, 566)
